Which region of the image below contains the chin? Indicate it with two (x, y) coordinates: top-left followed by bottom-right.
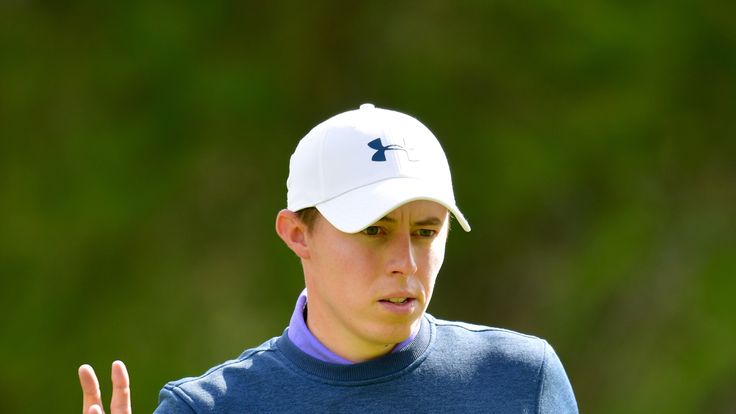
(371, 320), (419, 345)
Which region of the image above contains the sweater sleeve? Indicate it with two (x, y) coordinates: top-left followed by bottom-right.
(153, 385), (197, 414)
(537, 341), (579, 414)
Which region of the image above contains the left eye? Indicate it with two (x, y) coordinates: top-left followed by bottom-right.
(415, 229), (436, 237)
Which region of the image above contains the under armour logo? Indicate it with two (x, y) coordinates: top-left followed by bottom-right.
(367, 138), (417, 162)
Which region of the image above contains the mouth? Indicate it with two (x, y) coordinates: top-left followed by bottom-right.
(380, 297), (413, 304)
(378, 297), (418, 312)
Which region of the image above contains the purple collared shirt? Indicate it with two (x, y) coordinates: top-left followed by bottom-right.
(287, 289), (418, 365)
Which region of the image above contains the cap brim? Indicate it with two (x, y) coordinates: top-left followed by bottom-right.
(315, 177), (471, 233)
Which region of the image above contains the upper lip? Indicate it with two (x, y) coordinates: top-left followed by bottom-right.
(379, 292), (418, 301)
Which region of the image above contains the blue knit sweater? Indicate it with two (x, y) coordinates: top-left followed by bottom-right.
(155, 314), (578, 413)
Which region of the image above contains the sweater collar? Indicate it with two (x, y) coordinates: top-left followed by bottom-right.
(287, 288), (420, 365)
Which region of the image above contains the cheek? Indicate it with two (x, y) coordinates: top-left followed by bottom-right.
(419, 241), (447, 289)
(315, 237), (374, 281)
(428, 238), (447, 273)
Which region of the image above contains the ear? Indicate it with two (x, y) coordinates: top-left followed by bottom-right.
(275, 209), (311, 259)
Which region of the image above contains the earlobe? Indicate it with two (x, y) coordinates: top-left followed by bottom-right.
(275, 209), (311, 259)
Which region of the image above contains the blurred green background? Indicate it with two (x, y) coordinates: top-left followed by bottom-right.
(1, 1), (735, 412)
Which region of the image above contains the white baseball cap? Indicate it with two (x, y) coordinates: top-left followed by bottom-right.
(286, 103), (470, 233)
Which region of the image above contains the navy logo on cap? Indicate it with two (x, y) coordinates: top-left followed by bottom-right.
(368, 138), (417, 162)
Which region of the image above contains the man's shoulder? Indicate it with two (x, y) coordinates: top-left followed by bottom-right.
(169, 336), (280, 382)
(157, 336), (284, 411)
(425, 315), (578, 413)
(429, 314), (546, 341)
(427, 314), (550, 365)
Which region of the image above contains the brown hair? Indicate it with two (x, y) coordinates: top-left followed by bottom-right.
(295, 207), (321, 232)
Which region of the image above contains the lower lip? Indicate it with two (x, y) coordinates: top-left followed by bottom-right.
(378, 299), (418, 314)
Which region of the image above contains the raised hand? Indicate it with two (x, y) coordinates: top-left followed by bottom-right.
(78, 361), (132, 414)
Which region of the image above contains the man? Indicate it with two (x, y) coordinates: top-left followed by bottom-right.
(79, 104), (578, 413)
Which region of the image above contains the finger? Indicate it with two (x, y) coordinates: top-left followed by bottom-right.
(78, 364), (103, 414)
(89, 404), (104, 414)
(110, 360), (132, 414)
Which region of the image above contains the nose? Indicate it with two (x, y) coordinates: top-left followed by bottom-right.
(387, 232), (418, 276)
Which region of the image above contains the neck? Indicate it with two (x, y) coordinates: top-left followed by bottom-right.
(305, 308), (400, 363)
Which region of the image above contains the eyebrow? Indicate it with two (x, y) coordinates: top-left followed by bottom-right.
(376, 216), (444, 226)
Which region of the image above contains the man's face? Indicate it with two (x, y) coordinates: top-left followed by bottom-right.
(302, 200), (449, 362)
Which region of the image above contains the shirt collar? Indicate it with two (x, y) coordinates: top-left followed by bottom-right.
(286, 288), (418, 364)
